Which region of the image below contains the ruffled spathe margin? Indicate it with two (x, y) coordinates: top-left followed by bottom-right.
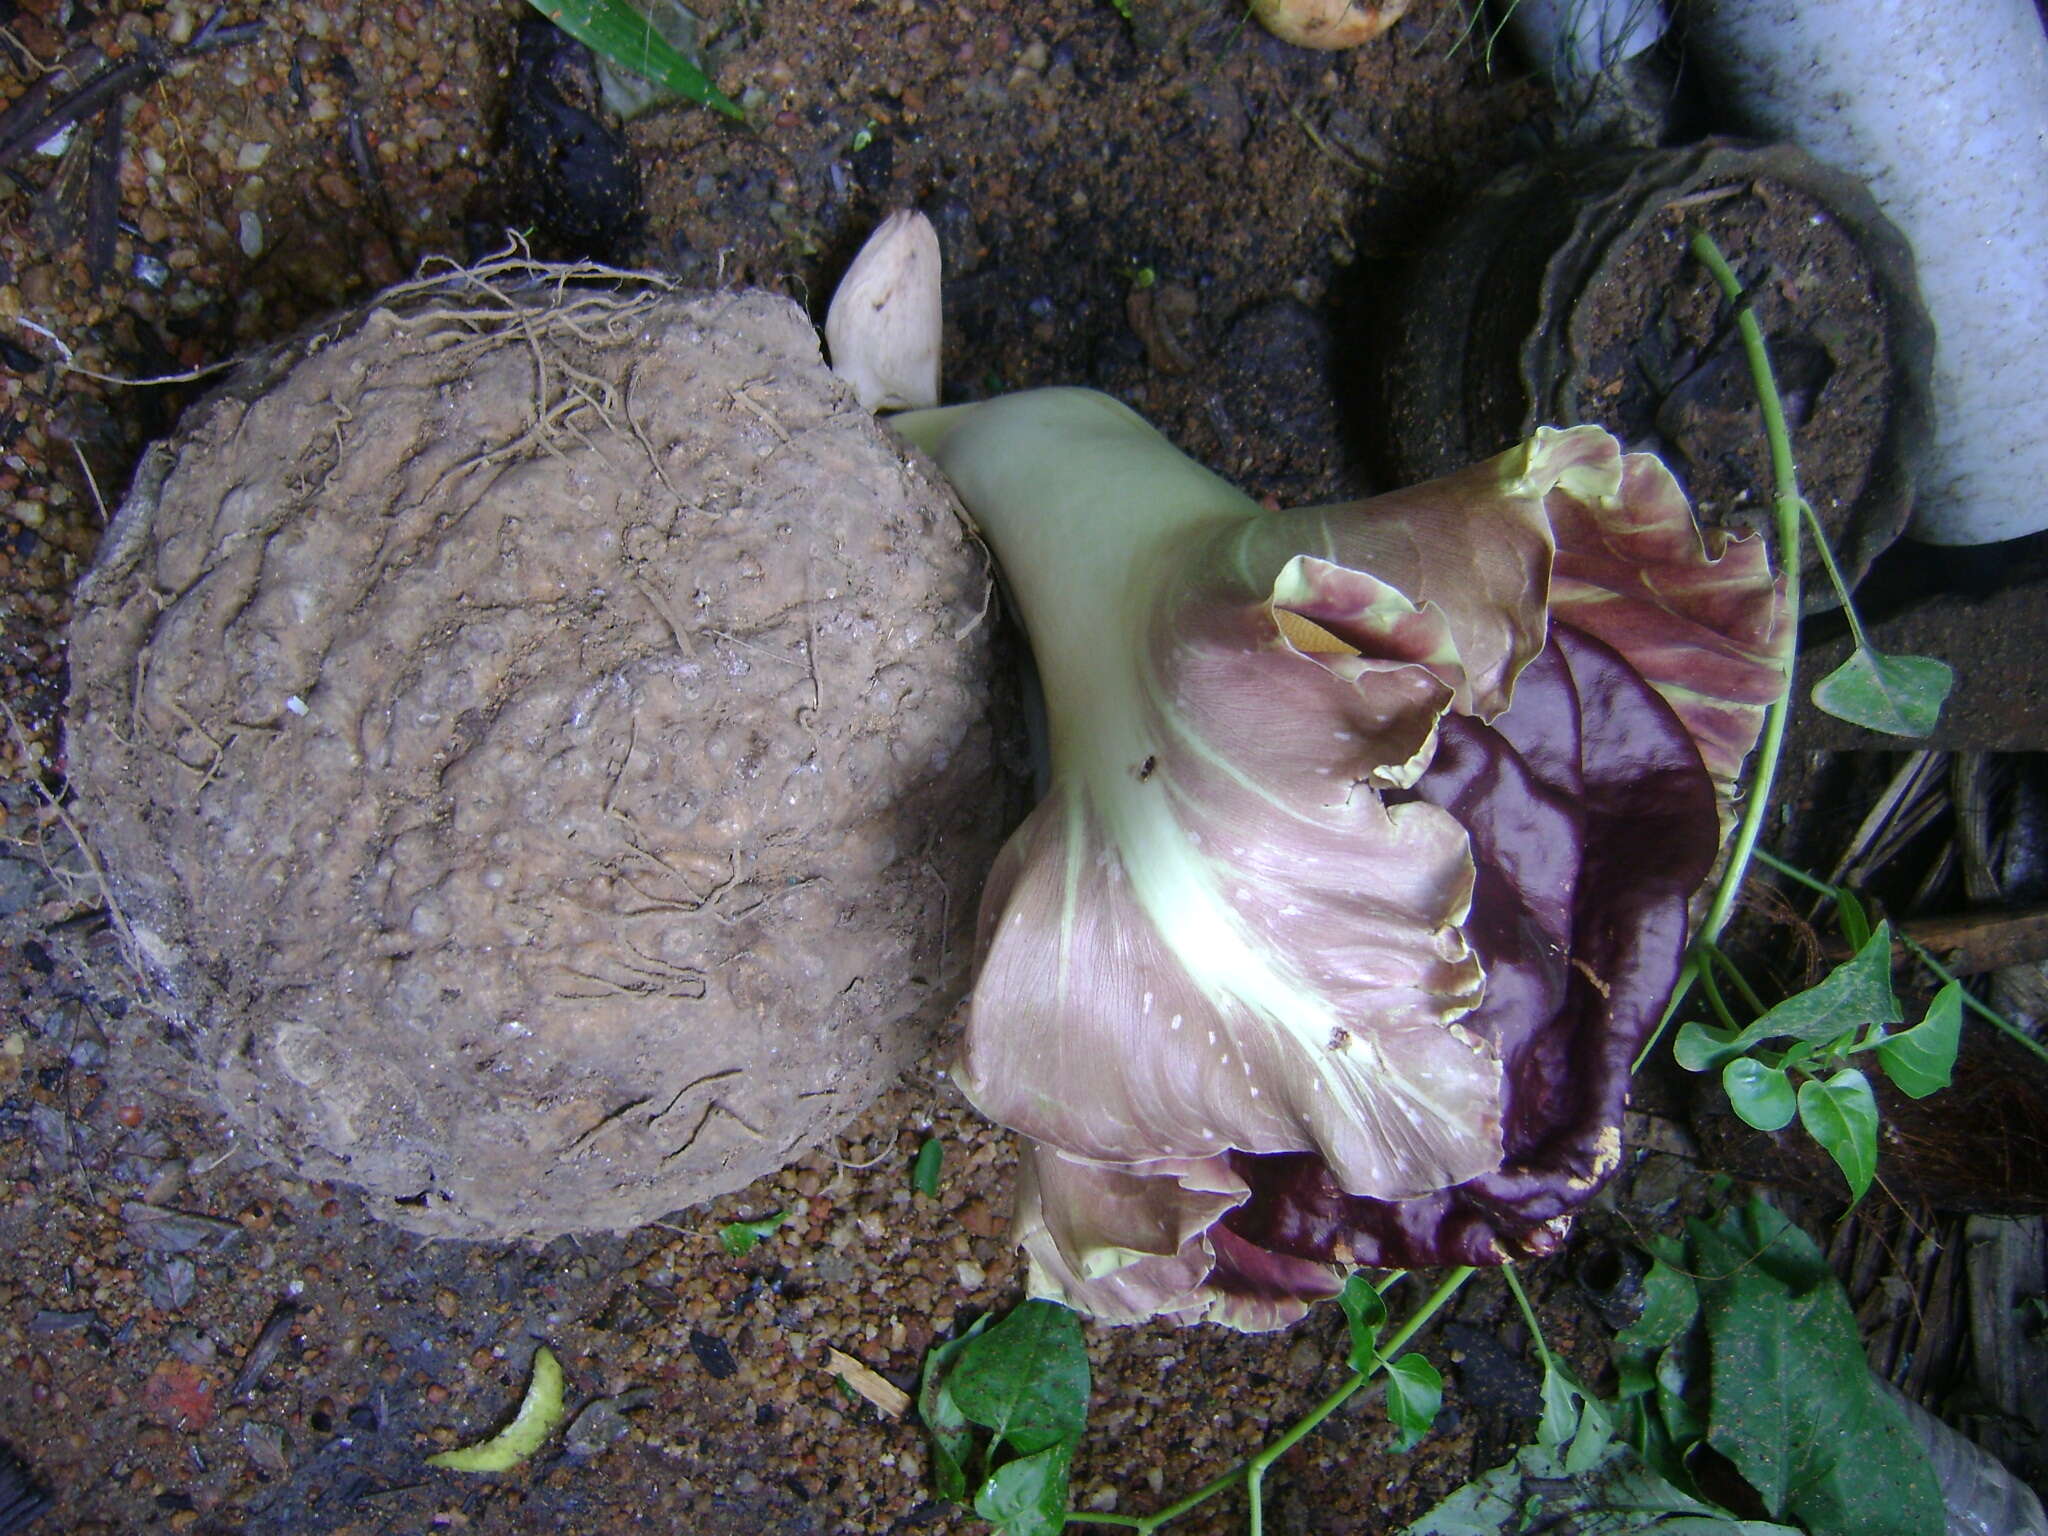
(942, 412), (1787, 1328)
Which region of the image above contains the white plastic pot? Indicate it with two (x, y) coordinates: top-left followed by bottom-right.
(1685, 0), (2048, 545)
(1504, 0), (1667, 86)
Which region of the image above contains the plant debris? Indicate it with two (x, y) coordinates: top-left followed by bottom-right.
(426, 1345), (568, 1473)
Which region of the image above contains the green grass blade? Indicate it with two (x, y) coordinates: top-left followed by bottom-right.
(527, 0), (744, 121)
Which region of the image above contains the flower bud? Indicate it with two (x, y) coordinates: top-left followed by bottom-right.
(827, 210), (942, 412)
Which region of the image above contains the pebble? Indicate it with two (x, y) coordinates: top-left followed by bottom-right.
(16, 266), (54, 309)
(0, 854), (41, 914)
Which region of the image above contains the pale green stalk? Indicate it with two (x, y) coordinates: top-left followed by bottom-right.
(1064, 1267), (1477, 1534)
(1632, 233), (1803, 1072)
(1500, 1263), (1553, 1371)
(894, 393), (1419, 1123)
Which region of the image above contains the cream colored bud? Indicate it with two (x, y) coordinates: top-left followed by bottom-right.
(1251, 0), (1408, 49)
(827, 210), (942, 412)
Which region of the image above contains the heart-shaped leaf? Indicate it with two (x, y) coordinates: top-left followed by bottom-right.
(1811, 648), (1951, 738)
(1385, 1352), (1444, 1452)
(1563, 1390), (1616, 1475)
(1724, 1057), (1797, 1131)
(1876, 982), (1962, 1098)
(1615, 1254), (1700, 1367)
(1687, 1197), (1945, 1536)
(1538, 1363), (1584, 1449)
(1797, 1069), (1880, 1202)
(973, 1442), (1074, 1536)
(949, 1301), (1090, 1456)
(1733, 926), (1902, 1050)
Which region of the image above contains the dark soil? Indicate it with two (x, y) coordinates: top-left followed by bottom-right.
(1568, 172), (1916, 602)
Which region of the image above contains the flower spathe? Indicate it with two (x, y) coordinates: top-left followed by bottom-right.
(892, 392), (1790, 1329)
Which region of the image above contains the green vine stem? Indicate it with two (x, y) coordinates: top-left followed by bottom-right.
(1703, 941), (1770, 1017)
(1633, 230), (1806, 1071)
(1693, 948), (1741, 1033)
(1499, 1264), (1554, 1375)
(1798, 500), (1872, 649)
(1067, 1267), (1478, 1535)
(1749, 847), (2048, 1069)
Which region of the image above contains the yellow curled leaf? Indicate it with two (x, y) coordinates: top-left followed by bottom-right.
(426, 1345), (567, 1472)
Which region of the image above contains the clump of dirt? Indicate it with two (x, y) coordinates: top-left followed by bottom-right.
(62, 255), (1015, 1240)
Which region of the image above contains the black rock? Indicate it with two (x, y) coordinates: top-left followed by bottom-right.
(503, 19), (643, 262)
(687, 1327), (738, 1380)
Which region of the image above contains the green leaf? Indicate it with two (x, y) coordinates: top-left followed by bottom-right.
(1384, 1352), (1443, 1452)
(586, 0), (701, 118)
(917, 1314), (990, 1502)
(1533, 1360), (1618, 1474)
(1797, 1069), (1880, 1202)
(973, 1442), (1074, 1536)
(1563, 1392), (1616, 1476)
(1674, 1020), (1744, 1072)
(1722, 1057), (1797, 1131)
(949, 1300), (1090, 1456)
(1624, 1404), (1694, 1499)
(1614, 1358), (1656, 1404)
(717, 1210), (787, 1256)
(912, 1136), (944, 1198)
(1689, 1199), (1944, 1536)
(1811, 647), (1952, 738)
(1537, 1363), (1583, 1449)
(1654, 1339), (1704, 1450)
(1728, 925), (1902, 1052)
(1833, 890), (1872, 952)
(1338, 1272), (1388, 1372)
(1876, 981), (1962, 1098)
(1398, 1437), (1802, 1536)
(1615, 1255), (1700, 1366)
(524, 0), (744, 120)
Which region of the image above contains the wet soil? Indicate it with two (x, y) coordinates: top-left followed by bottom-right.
(0, 0), (2003, 1531)
(1567, 172), (1916, 604)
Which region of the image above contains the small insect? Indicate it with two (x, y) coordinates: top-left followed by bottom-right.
(1328, 1027), (1352, 1051)
(1136, 754), (1158, 781)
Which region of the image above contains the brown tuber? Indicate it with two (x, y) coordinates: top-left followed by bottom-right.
(65, 255), (1013, 1239)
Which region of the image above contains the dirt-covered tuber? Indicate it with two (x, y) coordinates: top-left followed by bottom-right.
(65, 256), (1014, 1239)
